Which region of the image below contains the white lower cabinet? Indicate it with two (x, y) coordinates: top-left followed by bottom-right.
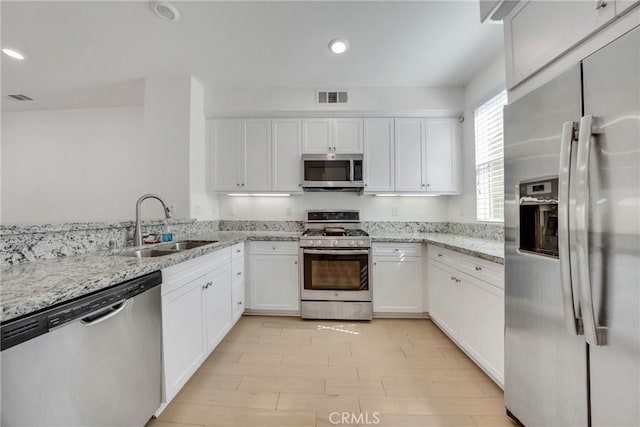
(160, 248), (233, 407)
(372, 243), (423, 314)
(231, 242), (245, 324)
(427, 244), (505, 387)
(247, 241), (300, 314)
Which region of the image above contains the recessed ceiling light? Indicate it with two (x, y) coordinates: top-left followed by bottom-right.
(329, 38), (349, 55)
(150, 1), (180, 21)
(2, 48), (25, 60)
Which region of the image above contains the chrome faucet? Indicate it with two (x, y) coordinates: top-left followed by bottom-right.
(133, 194), (172, 246)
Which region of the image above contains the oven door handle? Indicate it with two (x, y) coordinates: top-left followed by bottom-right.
(303, 249), (370, 255)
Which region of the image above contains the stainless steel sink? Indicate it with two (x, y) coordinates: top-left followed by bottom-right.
(161, 240), (218, 251)
(118, 240), (218, 258)
(121, 249), (180, 258)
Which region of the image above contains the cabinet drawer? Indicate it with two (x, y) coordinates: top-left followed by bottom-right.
(232, 257), (244, 285)
(250, 241), (299, 255)
(428, 245), (503, 289)
(373, 242), (421, 257)
(162, 248), (231, 295)
(231, 242), (244, 260)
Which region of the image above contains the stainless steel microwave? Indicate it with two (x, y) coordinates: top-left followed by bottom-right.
(301, 154), (364, 191)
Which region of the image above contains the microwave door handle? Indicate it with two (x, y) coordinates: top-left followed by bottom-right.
(575, 115), (607, 346)
(558, 121), (582, 336)
(349, 159), (354, 182)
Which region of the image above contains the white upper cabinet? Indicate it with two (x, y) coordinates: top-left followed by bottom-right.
(272, 119), (302, 192)
(302, 119), (363, 154)
(425, 118), (461, 194)
(395, 118), (425, 191)
(209, 119), (242, 192)
(302, 119), (332, 153)
(241, 119), (272, 191)
(333, 118), (363, 153)
(504, 0), (617, 89)
(363, 118), (395, 192)
(209, 119), (271, 192)
(394, 118), (460, 194)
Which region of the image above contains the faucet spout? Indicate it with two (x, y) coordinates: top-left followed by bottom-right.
(134, 194), (172, 247)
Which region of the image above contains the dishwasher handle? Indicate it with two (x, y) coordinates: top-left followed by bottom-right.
(80, 300), (129, 326)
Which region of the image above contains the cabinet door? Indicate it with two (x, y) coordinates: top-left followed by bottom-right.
(203, 266), (232, 354)
(458, 274), (504, 385)
(231, 256), (245, 324)
(504, 0), (616, 89)
(249, 254), (300, 312)
(161, 276), (206, 403)
(373, 256), (422, 313)
(333, 118), (363, 153)
(427, 261), (458, 337)
(209, 119), (241, 191)
(364, 118), (394, 192)
(241, 119), (272, 191)
(272, 119), (302, 192)
(425, 118), (460, 193)
(302, 119), (332, 153)
(394, 119), (425, 191)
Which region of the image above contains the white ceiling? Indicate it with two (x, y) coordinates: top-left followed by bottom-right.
(1, 1), (504, 112)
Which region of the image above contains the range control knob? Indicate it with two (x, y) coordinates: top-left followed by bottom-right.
(349, 240), (356, 247)
(332, 240), (339, 246)
(316, 240), (324, 246)
(358, 240), (365, 246)
(307, 240), (315, 246)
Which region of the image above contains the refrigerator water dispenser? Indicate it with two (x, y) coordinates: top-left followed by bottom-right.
(519, 178), (559, 257)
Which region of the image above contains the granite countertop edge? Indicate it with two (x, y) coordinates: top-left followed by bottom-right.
(1, 231), (503, 323)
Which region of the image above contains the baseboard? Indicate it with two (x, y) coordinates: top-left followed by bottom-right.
(373, 312), (429, 319)
(243, 309), (300, 317)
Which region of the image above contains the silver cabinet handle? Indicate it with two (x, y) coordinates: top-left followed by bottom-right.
(595, 0), (607, 9)
(558, 121), (582, 336)
(576, 115), (606, 346)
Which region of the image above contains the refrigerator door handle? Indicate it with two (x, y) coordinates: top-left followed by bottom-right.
(558, 120), (582, 336)
(575, 115), (607, 346)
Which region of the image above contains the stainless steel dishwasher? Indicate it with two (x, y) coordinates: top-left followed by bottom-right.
(1, 271), (162, 426)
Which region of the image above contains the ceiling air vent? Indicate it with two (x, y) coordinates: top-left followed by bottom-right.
(317, 90), (348, 105)
(7, 94), (34, 101)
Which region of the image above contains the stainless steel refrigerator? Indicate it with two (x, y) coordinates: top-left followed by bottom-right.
(504, 27), (639, 426)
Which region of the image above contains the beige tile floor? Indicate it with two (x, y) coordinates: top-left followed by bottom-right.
(148, 316), (516, 427)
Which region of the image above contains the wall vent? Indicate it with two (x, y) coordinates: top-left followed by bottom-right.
(7, 94), (34, 101)
(317, 90), (348, 105)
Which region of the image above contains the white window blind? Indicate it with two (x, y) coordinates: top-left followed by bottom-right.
(475, 89), (507, 222)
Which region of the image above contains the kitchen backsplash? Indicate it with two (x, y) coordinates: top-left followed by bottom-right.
(0, 219), (218, 265)
(2, 219), (502, 265)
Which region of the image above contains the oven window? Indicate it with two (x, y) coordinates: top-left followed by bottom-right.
(304, 253), (368, 291)
(304, 161), (350, 181)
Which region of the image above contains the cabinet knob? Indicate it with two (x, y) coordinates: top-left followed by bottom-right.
(236, 183), (240, 186)
(365, 184), (368, 187)
(207, 282), (213, 288)
(437, 253), (443, 257)
(374, 262), (377, 266)
(236, 249), (241, 253)
(237, 301), (242, 306)
(450, 276), (455, 281)
(427, 184), (430, 187)
(272, 246), (276, 250)
(394, 248), (399, 252)
(595, 0), (607, 9)
(475, 266), (482, 271)
(422, 184), (426, 187)
(294, 260), (298, 265)
(241, 183), (245, 187)
(237, 271), (242, 276)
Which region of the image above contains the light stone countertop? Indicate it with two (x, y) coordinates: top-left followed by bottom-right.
(370, 233), (504, 264)
(1, 231), (503, 323)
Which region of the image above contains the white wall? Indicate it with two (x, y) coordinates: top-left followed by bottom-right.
(207, 86), (464, 117)
(219, 193), (450, 222)
(143, 75), (219, 221)
(447, 53), (506, 223)
(1, 107), (146, 224)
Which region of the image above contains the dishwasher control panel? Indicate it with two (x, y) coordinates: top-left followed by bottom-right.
(1, 271), (162, 351)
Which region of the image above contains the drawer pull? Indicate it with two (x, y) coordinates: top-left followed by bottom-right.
(237, 301), (242, 306)
(236, 272), (242, 276)
(450, 276), (455, 281)
(475, 266), (482, 271)
(437, 253), (443, 257)
(294, 260), (298, 265)
(272, 246), (276, 250)
(236, 249), (241, 253)
(395, 248), (399, 252)
(595, 0), (607, 10)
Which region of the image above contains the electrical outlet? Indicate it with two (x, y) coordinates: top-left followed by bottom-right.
(392, 206), (399, 217)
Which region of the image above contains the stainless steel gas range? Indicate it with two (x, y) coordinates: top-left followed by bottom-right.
(299, 210), (372, 320)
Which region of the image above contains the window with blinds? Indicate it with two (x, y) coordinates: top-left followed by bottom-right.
(475, 89), (507, 222)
